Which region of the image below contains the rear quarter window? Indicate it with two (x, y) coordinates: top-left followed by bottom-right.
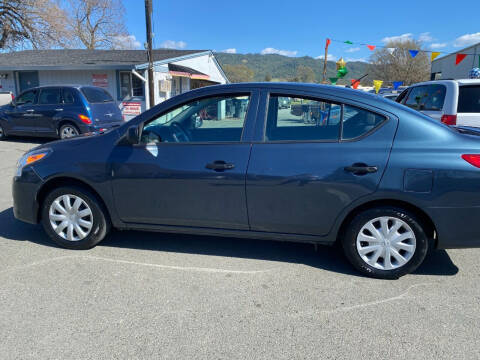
(342, 105), (386, 140)
(458, 85), (480, 113)
(81, 87), (114, 103)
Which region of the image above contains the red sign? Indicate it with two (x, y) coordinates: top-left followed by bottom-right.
(122, 102), (142, 116)
(92, 74), (108, 88)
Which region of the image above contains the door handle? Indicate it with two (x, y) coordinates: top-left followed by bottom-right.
(55, 108), (63, 111)
(206, 160), (235, 171)
(25, 109), (34, 112)
(344, 163), (378, 175)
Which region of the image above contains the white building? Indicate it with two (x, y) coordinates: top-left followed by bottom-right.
(0, 49), (229, 119)
(431, 43), (480, 80)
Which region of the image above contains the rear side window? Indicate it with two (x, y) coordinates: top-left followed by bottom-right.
(62, 88), (76, 104)
(265, 95), (340, 141)
(404, 84), (446, 111)
(342, 105), (386, 140)
(81, 87), (113, 103)
(458, 85), (480, 113)
(38, 88), (61, 105)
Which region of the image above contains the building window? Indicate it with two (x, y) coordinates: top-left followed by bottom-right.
(119, 71), (145, 98)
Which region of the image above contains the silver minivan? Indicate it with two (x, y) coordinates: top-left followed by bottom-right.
(396, 79), (480, 127)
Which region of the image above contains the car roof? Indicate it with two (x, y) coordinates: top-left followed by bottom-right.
(408, 79), (480, 87)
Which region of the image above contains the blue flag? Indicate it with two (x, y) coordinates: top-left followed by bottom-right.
(409, 50), (419, 58)
(393, 81), (404, 90)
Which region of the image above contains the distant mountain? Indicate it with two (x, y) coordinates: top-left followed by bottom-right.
(214, 52), (370, 84)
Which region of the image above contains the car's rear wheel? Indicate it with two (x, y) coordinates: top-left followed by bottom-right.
(41, 186), (110, 249)
(59, 123), (80, 139)
(341, 207), (429, 279)
(0, 124), (6, 140)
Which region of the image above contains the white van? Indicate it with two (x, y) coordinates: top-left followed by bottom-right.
(396, 79), (480, 127)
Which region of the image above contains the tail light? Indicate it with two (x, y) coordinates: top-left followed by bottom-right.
(441, 114), (457, 125)
(78, 114), (92, 124)
(11, 93), (14, 101)
(462, 154), (480, 168)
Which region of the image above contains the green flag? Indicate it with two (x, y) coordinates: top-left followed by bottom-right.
(344, 40), (353, 44)
(329, 77), (338, 85)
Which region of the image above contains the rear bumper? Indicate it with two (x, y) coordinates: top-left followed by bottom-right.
(12, 167), (43, 224)
(428, 206), (480, 249)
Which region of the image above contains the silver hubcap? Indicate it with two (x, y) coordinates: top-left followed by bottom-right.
(49, 194), (93, 241)
(61, 126), (78, 139)
(356, 216), (416, 270)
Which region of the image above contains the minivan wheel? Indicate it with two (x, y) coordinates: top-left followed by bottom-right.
(41, 186), (110, 249)
(341, 207), (429, 279)
(59, 123), (80, 139)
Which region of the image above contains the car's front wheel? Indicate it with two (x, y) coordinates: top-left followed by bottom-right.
(41, 186), (110, 249)
(59, 123), (80, 139)
(341, 207), (429, 279)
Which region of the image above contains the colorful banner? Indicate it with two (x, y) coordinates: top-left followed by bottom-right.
(431, 52), (440, 61)
(456, 53), (467, 65)
(350, 79), (360, 89)
(367, 45), (376, 51)
(408, 50), (419, 58)
(373, 80), (383, 94)
(393, 81), (404, 90)
(329, 77), (338, 85)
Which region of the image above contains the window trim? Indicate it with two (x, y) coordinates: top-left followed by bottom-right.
(119, 70), (145, 99)
(137, 92), (253, 145)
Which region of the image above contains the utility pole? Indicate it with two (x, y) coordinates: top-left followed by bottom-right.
(144, 0), (155, 108)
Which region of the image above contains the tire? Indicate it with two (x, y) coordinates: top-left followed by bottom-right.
(41, 186), (110, 249)
(0, 123), (6, 140)
(341, 206), (429, 279)
(59, 123), (80, 139)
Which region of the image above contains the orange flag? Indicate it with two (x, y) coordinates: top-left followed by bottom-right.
(456, 53), (467, 65)
(367, 45), (376, 51)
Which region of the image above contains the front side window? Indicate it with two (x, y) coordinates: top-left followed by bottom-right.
(342, 105), (386, 140)
(141, 95), (250, 143)
(265, 95), (340, 141)
(15, 90), (37, 105)
(38, 88), (61, 105)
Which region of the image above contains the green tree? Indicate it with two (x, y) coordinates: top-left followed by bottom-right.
(264, 73), (272, 82)
(295, 65), (316, 83)
(223, 64), (255, 83)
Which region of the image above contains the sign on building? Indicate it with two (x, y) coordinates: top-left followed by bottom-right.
(92, 74), (108, 88)
(122, 101), (142, 116)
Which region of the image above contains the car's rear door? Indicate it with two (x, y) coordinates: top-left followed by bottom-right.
(35, 87), (63, 136)
(245, 91), (398, 236)
(110, 89), (259, 230)
(456, 84), (480, 127)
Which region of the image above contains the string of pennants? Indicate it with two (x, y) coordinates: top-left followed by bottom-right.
(326, 38), (479, 66)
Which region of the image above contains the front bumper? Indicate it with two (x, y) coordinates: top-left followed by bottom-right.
(12, 167), (44, 224)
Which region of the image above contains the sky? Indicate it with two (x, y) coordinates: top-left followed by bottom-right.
(123, 0), (480, 62)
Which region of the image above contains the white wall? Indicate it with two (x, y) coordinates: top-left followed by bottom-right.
(431, 44), (480, 79)
(0, 71), (16, 93)
(173, 53), (227, 84)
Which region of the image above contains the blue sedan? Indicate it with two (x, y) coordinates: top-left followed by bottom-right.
(12, 83), (480, 279)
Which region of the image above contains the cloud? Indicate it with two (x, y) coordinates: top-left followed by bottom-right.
(315, 54), (337, 61)
(345, 47), (360, 53)
(418, 32), (434, 42)
(219, 48), (237, 54)
(346, 57), (368, 63)
(260, 47), (298, 57)
(454, 32), (480, 47)
(382, 33), (413, 44)
(161, 40), (187, 49)
(111, 35), (141, 49)
(430, 43), (447, 49)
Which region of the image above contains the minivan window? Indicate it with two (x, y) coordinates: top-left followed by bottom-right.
(15, 90), (37, 105)
(458, 85), (480, 113)
(63, 88), (76, 104)
(404, 84), (446, 111)
(81, 87), (114, 103)
(265, 95), (340, 141)
(38, 88), (61, 105)
(342, 105), (386, 140)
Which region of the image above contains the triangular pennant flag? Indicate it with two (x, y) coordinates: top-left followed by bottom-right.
(373, 80), (383, 94)
(367, 45), (376, 51)
(386, 48), (395, 55)
(350, 79), (360, 89)
(431, 52), (440, 61)
(456, 53), (467, 65)
(329, 77), (338, 85)
(393, 81), (403, 90)
(344, 40), (353, 45)
(409, 50), (419, 58)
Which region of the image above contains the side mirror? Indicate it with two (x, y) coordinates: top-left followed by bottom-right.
(126, 125), (140, 145)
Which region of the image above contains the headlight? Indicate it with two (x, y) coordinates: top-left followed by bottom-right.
(15, 149), (51, 177)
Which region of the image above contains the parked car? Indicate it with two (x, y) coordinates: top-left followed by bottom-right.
(12, 83), (480, 279)
(0, 91), (14, 106)
(0, 85), (123, 140)
(396, 79), (480, 127)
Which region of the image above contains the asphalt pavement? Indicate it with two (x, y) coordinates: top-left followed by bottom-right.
(0, 137), (479, 359)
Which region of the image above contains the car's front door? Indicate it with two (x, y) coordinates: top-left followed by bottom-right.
(6, 89), (38, 134)
(246, 93), (398, 236)
(110, 91), (258, 230)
